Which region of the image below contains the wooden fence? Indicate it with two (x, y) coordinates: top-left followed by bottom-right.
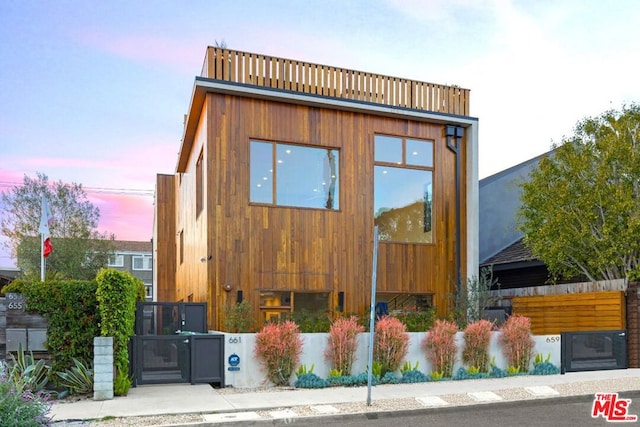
(512, 291), (626, 335)
(200, 47), (470, 116)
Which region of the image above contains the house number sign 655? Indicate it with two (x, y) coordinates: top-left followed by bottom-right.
(7, 293), (24, 311)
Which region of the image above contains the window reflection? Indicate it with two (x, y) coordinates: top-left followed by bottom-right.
(250, 141), (273, 204)
(374, 166), (432, 243)
(250, 140), (339, 210)
(406, 139), (433, 167)
(374, 134), (434, 243)
(374, 135), (403, 164)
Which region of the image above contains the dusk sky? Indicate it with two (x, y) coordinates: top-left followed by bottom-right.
(2, 0), (640, 267)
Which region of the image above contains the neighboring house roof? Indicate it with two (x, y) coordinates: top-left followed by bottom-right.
(0, 267), (21, 289)
(482, 239), (544, 268)
(0, 268), (21, 279)
(112, 240), (152, 253)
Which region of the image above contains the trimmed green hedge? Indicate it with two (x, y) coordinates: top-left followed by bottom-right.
(96, 269), (141, 395)
(4, 271), (144, 389)
(15, 279), (100, 375)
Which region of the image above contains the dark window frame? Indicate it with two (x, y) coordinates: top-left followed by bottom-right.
(249, 139), (340, 210)
(196, 150), (204, 217)
(374, 134), (435, 244)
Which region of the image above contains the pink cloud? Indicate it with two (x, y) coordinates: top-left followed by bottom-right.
(1, 169), (156, 243)
(113, 142), (178, 181)
(22, 156), (113, 170)
(5, 138), (177, 189)
(90, 192), (154, 241)
(0, 169), (29, 186)
(77, 30), (204, 75)
(1, 139), (178, 244)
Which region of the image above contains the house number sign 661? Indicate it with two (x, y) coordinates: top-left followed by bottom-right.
(228, 336), (242, 344)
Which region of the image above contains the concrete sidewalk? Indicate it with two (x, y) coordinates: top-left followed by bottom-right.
(50, 369), (640, 424)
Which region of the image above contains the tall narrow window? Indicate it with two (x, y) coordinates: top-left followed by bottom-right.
(196, 150), (203, 217)
(374, 135), (434, 243)
(250, 140), (339, 210)
(179, 230), (184, 265)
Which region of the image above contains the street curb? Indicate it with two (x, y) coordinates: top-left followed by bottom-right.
(156, 391), (640, 427)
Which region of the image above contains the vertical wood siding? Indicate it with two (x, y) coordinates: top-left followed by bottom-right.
(155, 174), (176, 303)
(167, 93), (466, 329)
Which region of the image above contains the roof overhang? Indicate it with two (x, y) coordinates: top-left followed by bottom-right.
(485, 259), (546, 271)
(176, 77), (479, 172)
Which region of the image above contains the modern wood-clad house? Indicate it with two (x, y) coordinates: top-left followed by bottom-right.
(154, 47), (479, 330)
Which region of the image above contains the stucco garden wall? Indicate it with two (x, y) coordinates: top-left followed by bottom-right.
(219, 332), (560, 388)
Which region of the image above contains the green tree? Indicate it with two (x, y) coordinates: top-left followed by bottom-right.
(0, 172), (115, 279)
(518, 104), (640, 282)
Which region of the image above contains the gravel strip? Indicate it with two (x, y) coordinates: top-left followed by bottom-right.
(75, 376), (640, 426)
(86, 413), (203, 426)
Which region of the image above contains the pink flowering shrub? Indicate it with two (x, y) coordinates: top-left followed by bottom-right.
(422, 319), (458, 378)
(499, 315), (535, 373)
(325, 316), (364, 376)
(462, 319), (493, 373)
(374, 316), (409, 374)
(254, 320), (303, 386)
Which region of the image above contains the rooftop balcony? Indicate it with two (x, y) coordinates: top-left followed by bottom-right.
(200, 47), (470, 116)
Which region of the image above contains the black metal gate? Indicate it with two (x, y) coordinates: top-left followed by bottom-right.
(131, 302), (224, 387)
(561, 330), (627, 373)
(135, 302), (207, 336)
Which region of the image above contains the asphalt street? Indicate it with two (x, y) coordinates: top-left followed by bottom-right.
(289, 392), (640, 427)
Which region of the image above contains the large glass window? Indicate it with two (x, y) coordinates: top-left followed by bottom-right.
(258, 291), (330, 324)
(374, 135), (433, 243)
(250, 140), (339, 210)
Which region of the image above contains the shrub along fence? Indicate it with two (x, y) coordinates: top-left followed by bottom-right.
(221, 331), (561, 388)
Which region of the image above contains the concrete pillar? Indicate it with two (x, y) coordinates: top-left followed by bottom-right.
(93, 336), (114, 400)
(626, 282), (639, 368)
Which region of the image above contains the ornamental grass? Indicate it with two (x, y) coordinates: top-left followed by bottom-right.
(499, 315), (535, 373)
(422, 319), (458, 378)
(325, 316), (364, 376)
(254, 320), (303, 386)
(374, 315), (409, 375)
(462, 319), (494, 373)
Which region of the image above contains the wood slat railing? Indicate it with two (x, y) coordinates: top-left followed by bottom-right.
(201, 47), (470, 116)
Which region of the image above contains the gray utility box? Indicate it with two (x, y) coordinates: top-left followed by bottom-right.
(6, 328), (47, 352)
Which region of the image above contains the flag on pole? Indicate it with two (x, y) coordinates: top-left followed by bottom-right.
(38, 195), (53, 258)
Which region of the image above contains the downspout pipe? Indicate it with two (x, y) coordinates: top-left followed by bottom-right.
(446, 125), (465, 296)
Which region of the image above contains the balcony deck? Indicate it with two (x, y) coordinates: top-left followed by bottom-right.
(201, 47), (469, 116)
